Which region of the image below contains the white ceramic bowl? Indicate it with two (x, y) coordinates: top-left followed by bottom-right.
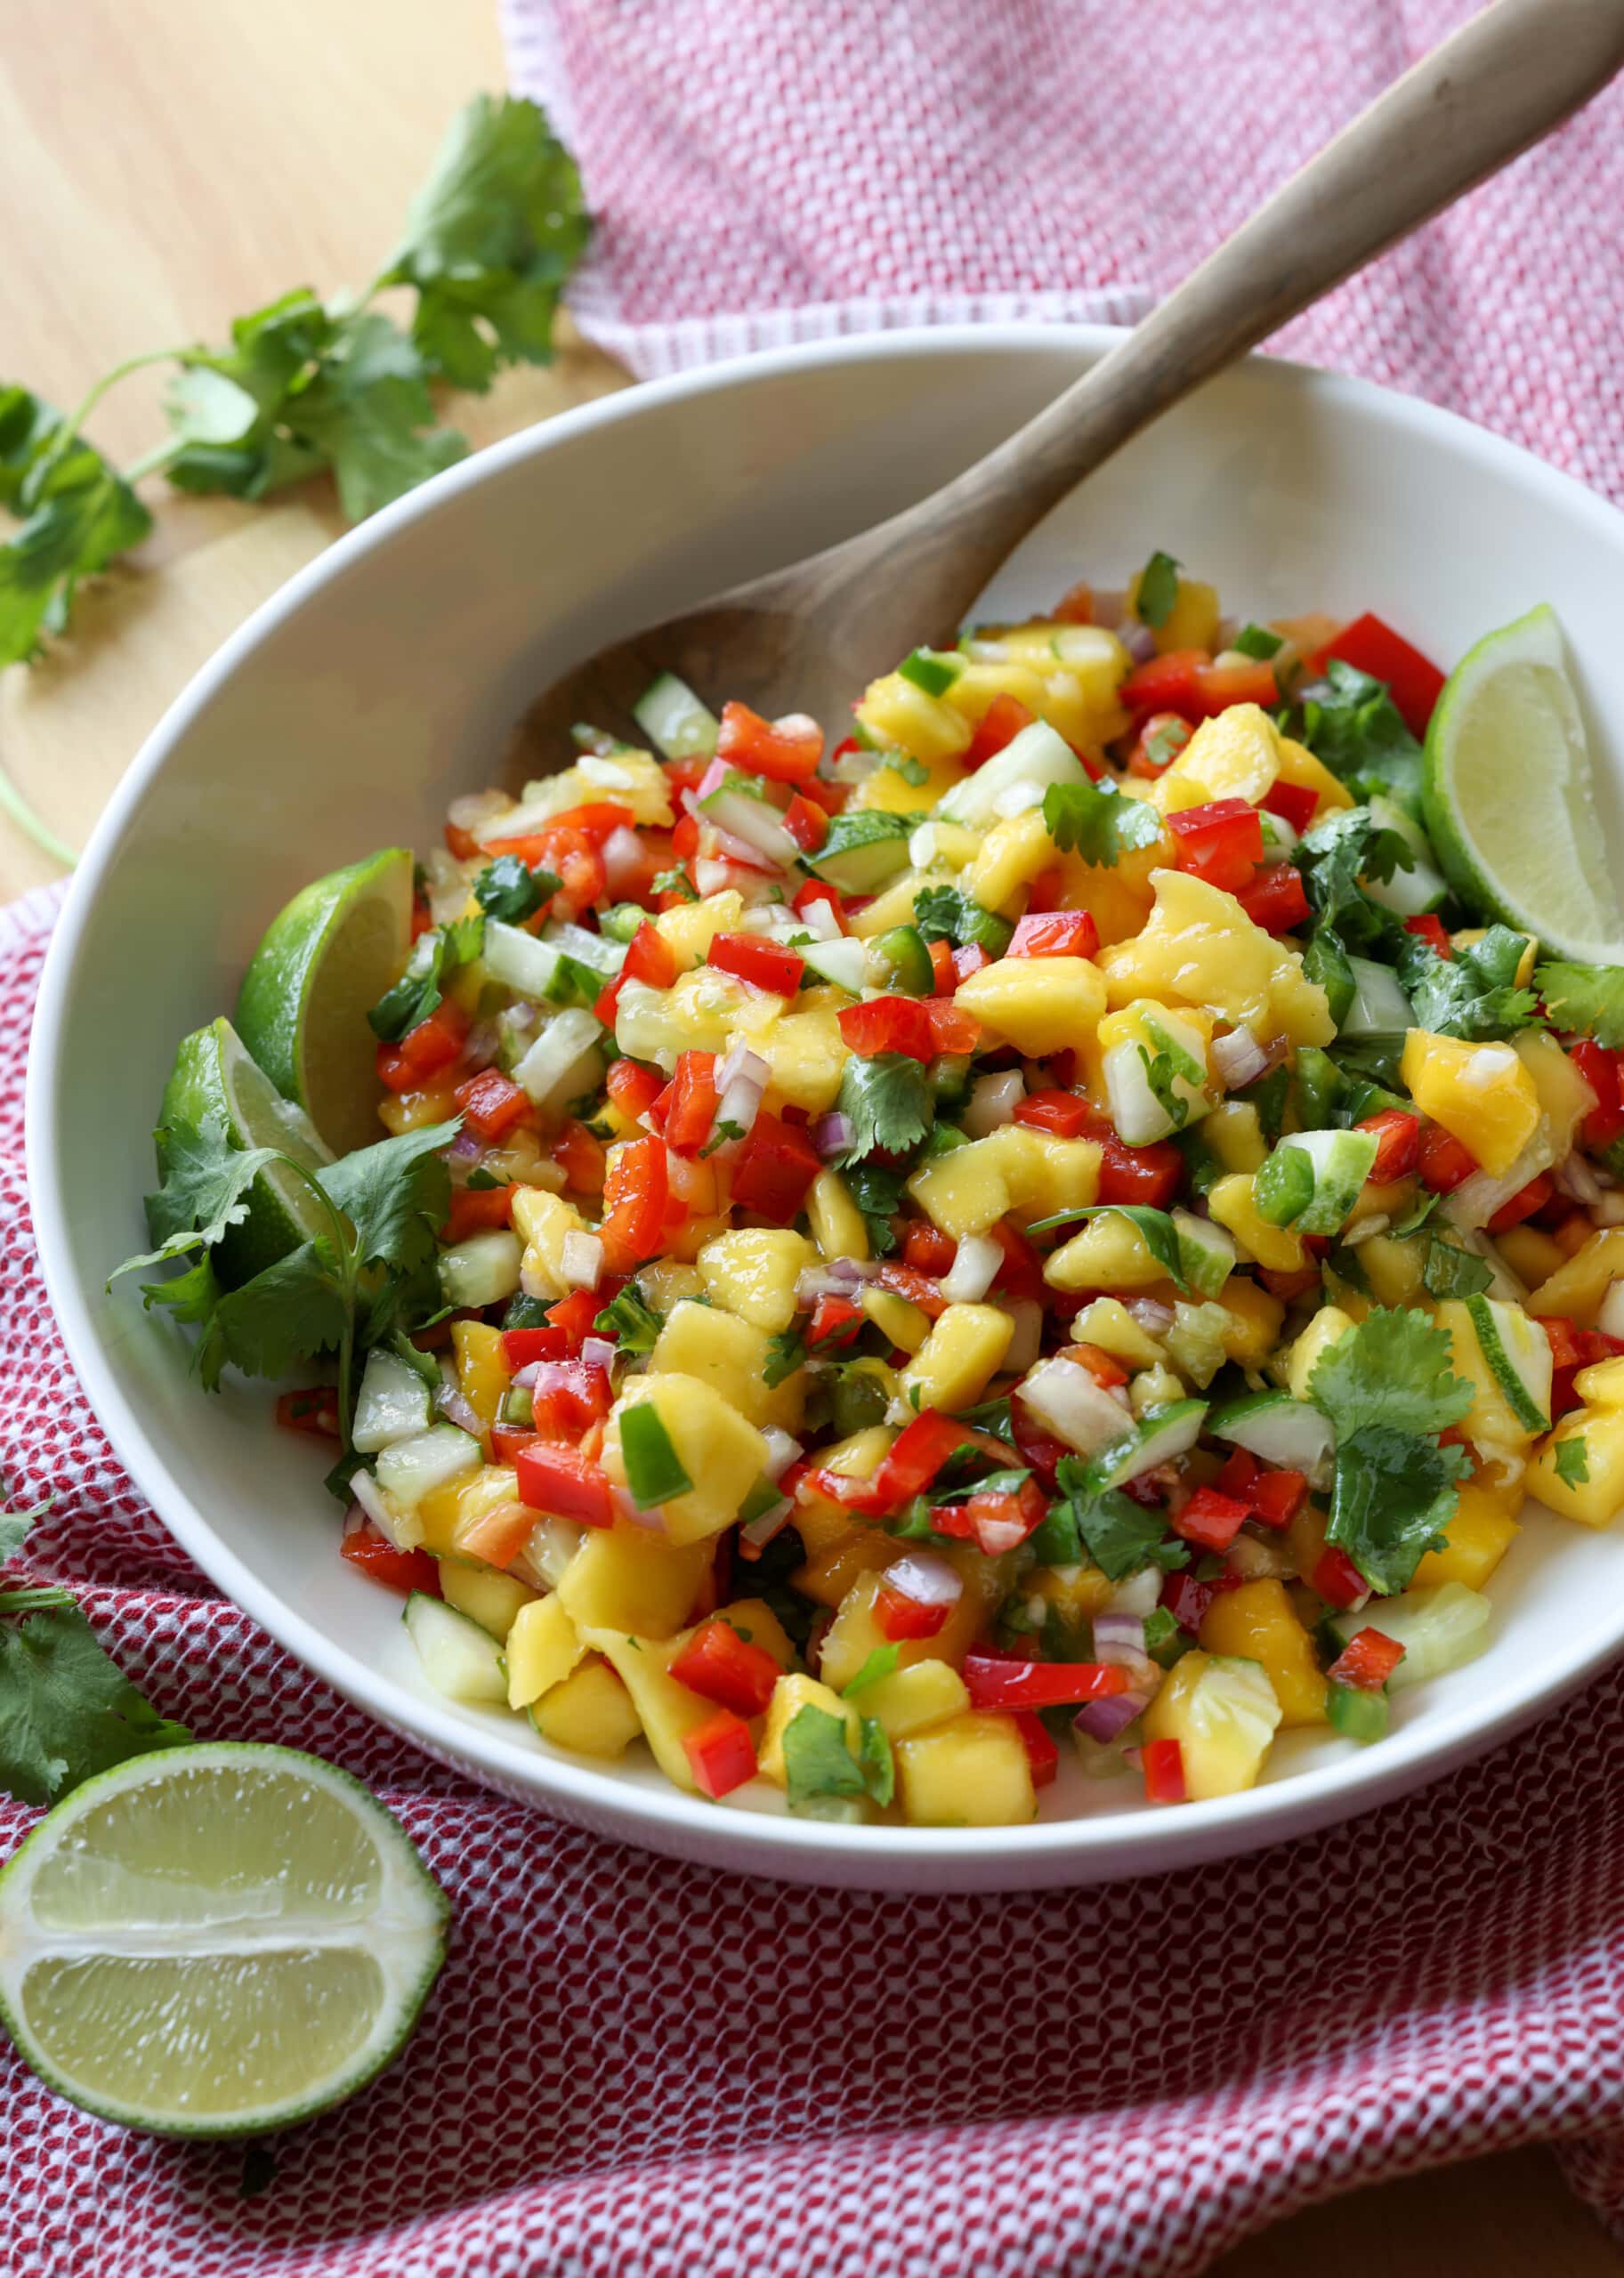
(29, 327), (1624, 1892)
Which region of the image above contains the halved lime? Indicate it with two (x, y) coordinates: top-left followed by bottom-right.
(1422, 603), (1624, 960)
(0, 1743), (448, 2137)
(158, 1016), (333, 1286)
(236, 848), (414, 1156)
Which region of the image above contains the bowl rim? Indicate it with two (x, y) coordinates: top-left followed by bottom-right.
(28, 319), (1624, 1876)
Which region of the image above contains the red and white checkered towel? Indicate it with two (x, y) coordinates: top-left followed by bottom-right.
(9, 4), (1624, 2267)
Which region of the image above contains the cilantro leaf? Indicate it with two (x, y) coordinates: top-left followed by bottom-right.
(1137, 1014), (1202, 1134)
(137, 1256), (231, 1391)
(211, 1238), (350, 1379)
(1556, 1435), (1590, 1486)
(1294, 660), (1426, 812)
(0, 387), (154, 667)
(1135, 550), (1182, 629)
(138, 1111), (282, 1261)
(474, 854), (559, 924)
(842, 1162), (905, 1255)
(381, 94), (590, 394)
(764, 1329), (808, 1389)
(843, 1645), (901, 1695)
(0, 1500), (39, 1566)
(1296, 809), (1411, 954)
(368, 914), (483, 1041)
(1398, 925), (1539, 1041)
(836, 1054), (933, 1163)
(880, 753), (930, 788)
(912, 885), (1014, 957)
(1324, 1423), (1468, 1596)
(859, 1716), (895, 1807)
(593, 1287), (664, 1353)
(1534, 961), (1624, 1050)
(317, 1119), (460, 1276)
(1234, 623), (1283, 661)
(699, 1119), (745, 1160)
(781, 1702), (869, 1818)
(1048, 1460), (1191, 1582)
(1421, 1237), (1494, 1300)
(0, 1602), (191, 1806)
(1306, 1305), (1474, 1442)
(1042, 778), (1163, 868)
(651, 866), (699, 901)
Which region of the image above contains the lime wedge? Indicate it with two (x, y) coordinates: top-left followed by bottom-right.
(158, 1016), (333, 1286)
(236, 848), (414, 1157)
(1422, 603), (1624, 960)
(0, 1744), (447, 2137)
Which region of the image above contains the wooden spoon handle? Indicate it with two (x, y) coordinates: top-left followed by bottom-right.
(870, 0), (1624, 602)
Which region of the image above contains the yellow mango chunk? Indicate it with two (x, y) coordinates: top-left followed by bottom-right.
(451, 1320), (512, 1435)
(895, 1712), (1036, 1827)
(648, 1299), (804, 1434)
(1070, 1296), (1167, 1369)
(900, 1303), (1014, 1413)
(1125, 568), (1220, 656)
(696, 1228), (817, 1332)
(964, 810), (1056, 913)
(754, 1004), (849, 1115)
(1213, 1275), (1286, 1367)
(1143, 1651), (1282, 1799)
(555, 1525), (714, 1639)
(855, 1658), (972, 1741)
(1524, 1230), (1624, 1328)
(1272, 734), (1353, 815)
(851, 745), (966, 814)
(1577, 1357), (1624, 1407)
(1412, 1482), (1522, 1590)
(438, 1563), (534, 1640)
(1529, 1409), (1624, 1527)
(1285, 1305), (1355, 1402)
(1207, 1173), (1307, 1274)
(1100, 868), (1334, 1046)
(579, 1627), (715, 1792)
(1400, 1030), (1539, 1179)
(1151, 701), (1281, 812)
(806, 1168), (870, 1264)
(654, 889), (746, 973)
(1202, 1101), (1268, 1175)
(856, 671), (974, 764)
(941, 658), (1052, 726)
(505, 1593), (585, 1710)
(1046, 1209), (1170, 1291)
(954, 955), (1107, 1056)
(512, 1186), (593, 1303)
(1199, 1580), (1326, 1726)
(531, 1655), (642, 1757)
(603, 1375), (769, 1547)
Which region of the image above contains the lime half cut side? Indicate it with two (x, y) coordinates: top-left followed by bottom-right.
(0, 1744), (448, 2137)
(1422, 602), (1624, 961)
(158, 1016), (333, 1286)
(236, 847), (414, 1157)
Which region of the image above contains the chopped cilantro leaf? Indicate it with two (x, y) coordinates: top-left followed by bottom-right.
(1555, 1435), (1590, 1487)
(651, 866), (699, 901)
(593, 1287), (664, 1353)
(764, 1329), (808, 1388)
(842, 1645), (901, 1695)
(1049, 1460), (1190, 1583)
(1143, 717), (1191, 771)
(1042, 778), (1162, 868)
(0, 1601), (191, 1806)
(912, 885), (1014, 957)
(880, 753), (930, 787)
(781, 1702), (871, 1817)
(699, 1119), (745, 1159)
(1233, 623), (1283, 660)
(1533, 961), (1624, 1050)
(1422, 1237), (1494, 1300)
(1307, 1305), (1474, 1592)
(1135, 550), (1182, 629)
(1296, 809), (1411, 956)
(836, 1054), (933, 1163)
(1293, 659), (1426, 812)
(473, 854), (558, 924)
(368, 913), (484, 1041)
(1398, 925), (1539, 1041)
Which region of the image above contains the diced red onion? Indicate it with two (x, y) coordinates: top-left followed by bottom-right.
(884, 1552), (964, 1608)
(1074, 1690), (1150, 1744)
(992, 778), (1046, 819)
(1004, 1299), (1043, 1375)
(616, 1487), (666, 1531)
(1210, 1026), (1272, 1091)
(716, 1041), (768, 1094)
(561, 1231), (604, 1289)
(435, 1380), (484, 1437)
(601, 826), (646, 895)
(707, 824), (780, 875)
(692, 857), (732, 895)
(580, 1337), (617, 1372)
(740, 1498), (794, 1548)
(974, 1513), (1033, 1555)
(812, 1111), (854, 1159)
(797, 897), (842, 943)
(942, 1232), (1002, 1304)
(964, 1070), (1025, 1139)
(1119, 620), (1158, 665)
(1557, 1152), (1604, 1205)
(761, 1428), (803, 1482)
(1092, 1612), (1146, 1662)
(827, 1256), (877, 1286)
(449, 1127), (484, 1162)
(1126, 1297), (1176, 1335)
(696, 757), (731, 803)
(449, 788), (513, 840)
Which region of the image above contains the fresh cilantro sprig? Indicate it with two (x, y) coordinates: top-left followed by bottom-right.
(1022, 1202), (1192, 1292)
(912, 885), (1014, 957)
(1134, 550), (1182, 629)
(1291, 660), (1426, 812)
(781, 1702), (893, 1818)
(1555, 1435), (1590, 1487)
(1042, 778), (1163, 868)
(474, 855), (560, 925)
(1535, 961), (1624, 1049)
(836, 1055), (933, 1163)
(1038, 1455), (1191, 1581)
(0, 94), (588, 860)
(1398, 925), (1539, 1041)
(368, 913), (483, 1041)
(1296, 809), (1412, 955)
(110, 1109), (460, 1444)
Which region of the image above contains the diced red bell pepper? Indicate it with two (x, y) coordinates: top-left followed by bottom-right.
(1573, 1039), (1624, 1151)
(1418, 1122), (1478, 1194)
(807, 1294), (865, 1349)
(442, 1183), (516, 1244)
(515, 1442), (617, 1527)
(1140, 1736), (1186, 1804)
(503, 1325), (569, 1370)
(709, 933), (806, 995)
(1357, 1107), (1420, 1183)
(875, 1583), (952, 1642)
(453, 1067), (531, 1143)
(671, 812), (701, 860)
(837, 995), (936, 1062)
(607, 1057), (665, 1123)
(816, 1408), (985, 1518)
(931, 1477), (1048, 1556)
(1052, 578), (1094, 626)
(1119, 650), (1208, 719)
(1488, 1171), (1554, 1234)
(1237, 865), (1311, 935)
(1259, 1264), (1322, 1304)
(1248, 1468), (1309, 1531)
(489, 1424), (542, 1466)
(542, 1287), (602, 1353)
(965, 693), (1036, 770)
(1014, 1709), (1060, 1789)
(1403, 911), (1452, 960)
(376, 1000), (469, 1093)
(729, 1111), (820, 1223)
(662, 1051), (720, 1156)
(1070, 1342), (1128, 1389)
(1328, 1626), (1406, 1692)
(668, 1617), (783, 1718)
(1160, 1571), (1218, 1635)
(1193, 658), (1278, 715)
(927, 937), (956, 994)
(1098, 1135), (1184, 1210)
(925, 999), (982, 1057)
(951, 943), (992, 984)
(962, 1653), (1130, 1710)
(597, 1134), (670, 1273)
(444, 819), (481, 860)
(1006, 909), (1100, 959)
(683, 1708), (760, 1799)
(716, 700), (822, 784)
(1216, 1446), (1259, 1501)
(529, 1357), (613, 1441)
(902, 1222), (957, 1275)
(1318, 612), (1446, 739)
(551, 1119), (607, 1197)
(595, 921), (679, 1025)
(1011, 1403), (1070, 1490)
(792, 876), (847, 931)
(1126, 710), (1193, 779)
(1262, 780), (1320, 834)
(1014, 1089), (1102, 1140)
(1167, 798), (1264, 894)
(340, 1527), (441, 1596)
(782, 793), (828, 852)
(1313, 1545), (1369, 1611)
(487, 801), (634, 855)
(1173, 1485), (1251, 1552)
(874, 1262), (950, 1320)
(277, 1386), (341, 1438)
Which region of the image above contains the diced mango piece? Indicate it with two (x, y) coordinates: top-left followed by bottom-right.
(1213, 1275), (1286, 1368)
(1207, 1173), (1307, 1275)
(1285, 1305), (1355, 1402)
(505, 1592), (586, 1710)
(1126, 568), (1220, 656)
(512, 1186), (593, 1303)
(1045, 1209), (1169, 1291)
(754, 1005), (850, 1115)
(613, 966), (759, 1071)
(941, 658), (1052, 727)
(758, 1673), (861, 1785)
(1495, 1224), (1569, 1292)
(855, 1657), (972, 1741)
(1071, 1296), (1167, 1369)
(579, 1627), (715, 1792)
(1357, 1232), (1429, 1309)
(555, 1524), (713, 1639)
(856, 671), (974, 764)
(648, 1299), (804, 1433)
(819, 1555), (1007, 1688)
(1151, 700), (1280, 812)
(1515, 1028), (1596, 1155)
(1143, 1651), (1282, 1798)
(419, 1463), (520, 1560)
(895, 1712), (1037, 1826)
(1412, 1482), (1522, 1589)
(1529, 1409), (1624, 1527)
(654, 889), (746, 973)
(696, 1227), (816, 1332)
(438, 1562), (535, 1640)
(1400, 1030), (1539, 1179)
(1524, 1231), (1624, 1328)
(1199, 1579), (1326, 1726)
(900, 1303), (1014, 1413)
(1272, 734), (1353, 814)
(451, 1320), (511, 1435)
(806, 1168), (870, 1264)
(851, 744), (967, 815)
(964, 809), (1057, 913)
(1029, 1561), (1117, 1625)
(1100, 868), (1334, 1046)
(1577, 1356), (1624, 1407)
(603, 1374), (770, 1546)
(531, 1655), (642, 1757)
(863, 1284), (933, 1353)
(1433, 1297), (1546, 1451)
(954, 954), (1106, 1057)
(1202, 1100), (1268, 1176)
(907, 1125), (1093, 1241)
(713, 1597), (796, 1672)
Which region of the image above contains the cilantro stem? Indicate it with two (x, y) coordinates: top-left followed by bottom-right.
(124, 434), (188, 487)
(50, 348), (187, 465)
(0, 759), (77, 870)
(275, 1158), (362, 1449)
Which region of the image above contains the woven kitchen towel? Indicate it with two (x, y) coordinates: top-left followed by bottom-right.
(503, 0), (1624, 510)
(7, 885), (1624, 2274)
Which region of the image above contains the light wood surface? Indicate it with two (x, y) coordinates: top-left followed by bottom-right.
(0, 4), (1618, 2270)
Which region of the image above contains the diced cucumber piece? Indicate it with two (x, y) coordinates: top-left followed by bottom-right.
(1329, 1580), (1491, 1688)
(1270, 1127), (1380, 1236)
(1340, 957), (1414, 1040)
(1172, 1209), (1235, 1297)
(540, 921), (625, 978)
(1090, 1399), (1208, 1490)
(402, 1591), (508, 1704)
(699, 788), (799, 867)
(869, 925), (934, 997)
(937, 721), (1086, 832)
(351, 1349), (434, 1455)
(798, 936), (868, 994)
(1254, 1144), (1316, 1227)
(513, 1007), (606, 1107)
(439, 1228), (523, 1311)
(376, 1423), (481, 1512)
(805, 812), (914, 895)
(1463, 1291), (1553, 1432)
(897, 648), (962, 698)
(1015, 1356), (1135, 1458)
(482, 920), (567, 1000)
(439, 1563), (533, 1641)
(1361, 796), (1448, 917)
(1208, 1390), (1335, 1488)
(632, 671), (721, 763)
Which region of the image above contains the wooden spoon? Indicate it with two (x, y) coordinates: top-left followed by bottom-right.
(515, 0), (1624, 763)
